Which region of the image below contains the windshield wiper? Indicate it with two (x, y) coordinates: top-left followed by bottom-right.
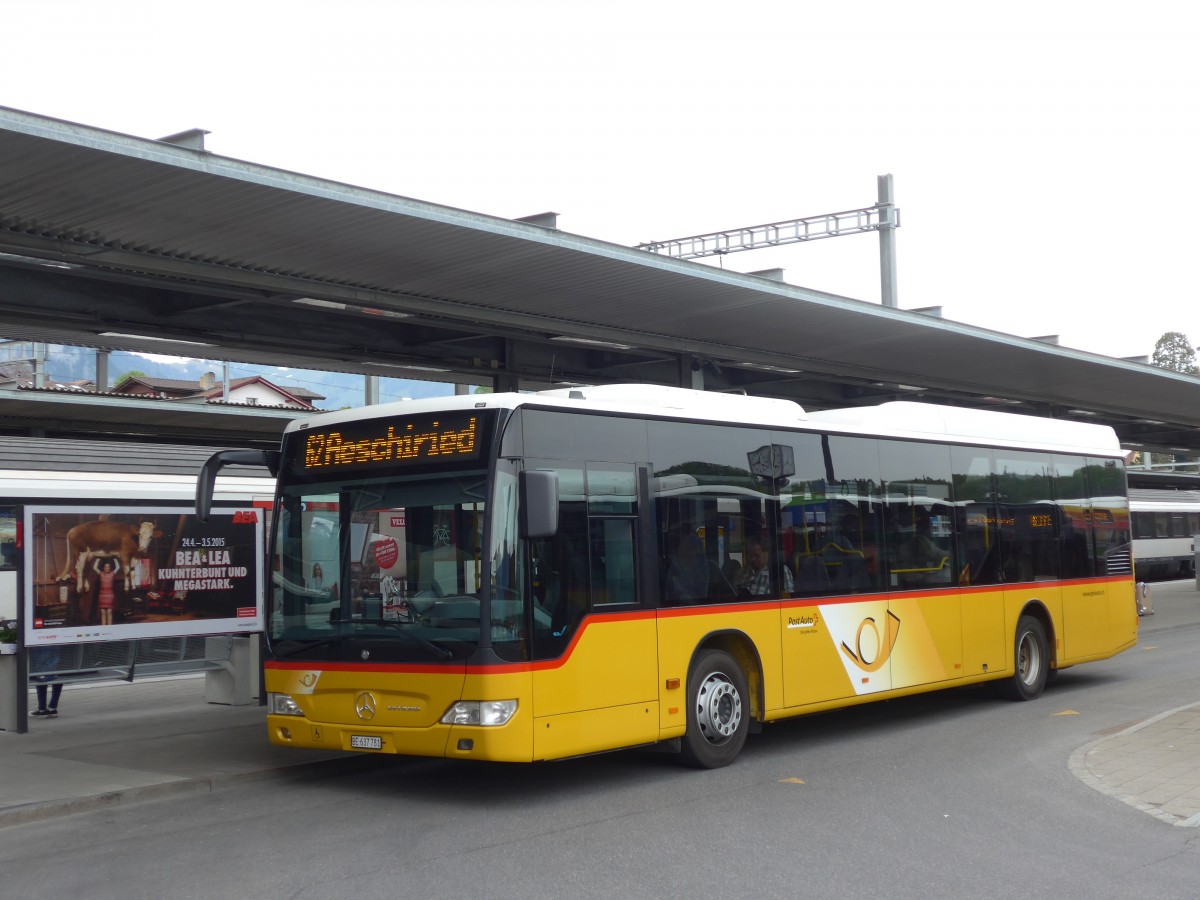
(273, 636), (344, 658)
(329, 618), (455, 661)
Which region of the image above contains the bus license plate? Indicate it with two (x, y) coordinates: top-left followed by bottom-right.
(351, 735), (382, 750)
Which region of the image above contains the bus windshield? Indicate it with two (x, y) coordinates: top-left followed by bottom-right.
(269, 468), (493, 663)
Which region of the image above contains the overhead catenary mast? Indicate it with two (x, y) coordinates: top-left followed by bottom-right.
(636, 174), (900, 307)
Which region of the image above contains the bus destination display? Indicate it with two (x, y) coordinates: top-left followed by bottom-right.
(297, 412), (486, 473)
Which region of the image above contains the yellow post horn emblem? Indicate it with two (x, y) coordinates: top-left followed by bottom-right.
(840, 610), (901, 673)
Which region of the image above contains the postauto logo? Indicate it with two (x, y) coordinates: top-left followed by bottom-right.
(839, 610), (901, 673)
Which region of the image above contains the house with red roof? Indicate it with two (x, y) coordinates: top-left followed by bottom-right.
(111, 371), (323, 410)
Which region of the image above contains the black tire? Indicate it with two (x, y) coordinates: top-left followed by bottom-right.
(1003, 615), (1049, 701)
(679, 649), (750, 769)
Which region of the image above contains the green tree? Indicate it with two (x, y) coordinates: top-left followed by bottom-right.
(1149, 333), (1198, 469)
(112, 370), (148, 390)
(1151, 331), (1198, 374)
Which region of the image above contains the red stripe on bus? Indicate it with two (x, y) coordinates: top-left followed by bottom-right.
(268, 660), (471, 675)
(267, 574), (1131, 676)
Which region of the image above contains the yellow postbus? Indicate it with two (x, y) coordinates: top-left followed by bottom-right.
(198, 384), (1137, 768)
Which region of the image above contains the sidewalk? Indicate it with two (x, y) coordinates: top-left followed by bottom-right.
(0, 675), (352, 827)
(1, 581), (1198, 829)
(1068, 577), (1200, 827)
(1070, 701), (1200, 827)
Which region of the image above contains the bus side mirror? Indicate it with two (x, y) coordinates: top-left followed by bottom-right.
(196, 449), (280, 522)
(520, 470), (559, 538)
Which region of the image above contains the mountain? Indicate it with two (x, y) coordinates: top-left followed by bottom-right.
(4, 342), (462, 410)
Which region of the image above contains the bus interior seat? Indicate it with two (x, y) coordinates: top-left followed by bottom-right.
(962, 541), (999, 585)
(706, 561), (738, 600)
(833, 555), (870, 592)
(793, 554), (831, 593)
(721, 557), (742, 585)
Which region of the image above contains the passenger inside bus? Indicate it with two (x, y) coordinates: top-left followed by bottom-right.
(666, 534), (710, 603)
(736, 536), (793, 597)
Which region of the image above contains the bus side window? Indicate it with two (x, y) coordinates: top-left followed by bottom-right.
(586, 464), (638, 608)
(551, 506), (590, 636)
(1053, 455), (1095, 579)
(952, 446), (1002, 586)
(994, 452), (1057, 584)
(651, 420), (793, 603)
(527, 462), (590, 658)
(822, 435), (885, 594)
(1087, 457), (1131, 576)
(590, 518), (636, 606)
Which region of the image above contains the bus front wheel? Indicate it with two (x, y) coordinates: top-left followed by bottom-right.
(679, 649), (750, 769)
(1004, 615), (1049, 701)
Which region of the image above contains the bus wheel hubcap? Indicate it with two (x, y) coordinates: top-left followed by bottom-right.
(697, 673), (741, 743)
(1019, 633), (1040, 684)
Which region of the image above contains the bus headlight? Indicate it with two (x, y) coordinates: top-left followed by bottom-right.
(440, 699), (518, 726)
(269, 693), (305, 716)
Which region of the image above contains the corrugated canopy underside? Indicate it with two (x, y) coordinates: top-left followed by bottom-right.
(0, 106), (1196, 451)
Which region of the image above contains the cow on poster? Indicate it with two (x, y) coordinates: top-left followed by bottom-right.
(25, 506), (265, 646)
(57, 518), (156, 593)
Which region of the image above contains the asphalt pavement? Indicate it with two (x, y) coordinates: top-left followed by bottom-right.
(2, 581), (1198, 829)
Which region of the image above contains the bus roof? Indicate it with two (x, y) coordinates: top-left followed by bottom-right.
(807, 400), (1123, 457)
(286, 384), (1124, 458)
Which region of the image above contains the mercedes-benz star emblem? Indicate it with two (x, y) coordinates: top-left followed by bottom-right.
(354, 691), (377, 721)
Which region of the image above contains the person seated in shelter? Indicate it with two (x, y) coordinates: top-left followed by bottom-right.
(737, 536), (793, 597)
(666, 534), (710, 603)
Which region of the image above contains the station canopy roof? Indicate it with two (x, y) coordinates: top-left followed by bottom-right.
(0, 105), (1198, 453)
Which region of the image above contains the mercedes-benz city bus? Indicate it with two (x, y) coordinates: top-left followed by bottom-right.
(197, 384), (1137, 768)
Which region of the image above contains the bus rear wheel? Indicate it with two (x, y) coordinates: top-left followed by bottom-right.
(679, 649), (750, 769)
(1003, 615), (1049, 701)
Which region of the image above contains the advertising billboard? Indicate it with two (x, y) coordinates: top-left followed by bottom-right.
(23, 506), (264, 645)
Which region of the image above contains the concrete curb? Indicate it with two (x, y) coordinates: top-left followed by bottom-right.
(1067, 700), (1200, 828)
(0, 753), (384, 829)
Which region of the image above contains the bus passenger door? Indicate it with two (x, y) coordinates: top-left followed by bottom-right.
(953, 449), (1007, 677)
(885, 502), (964, 691)
(1058, 459), (1135, 662)
(781, 434), (896, 706)
(528, 462), (659, 760)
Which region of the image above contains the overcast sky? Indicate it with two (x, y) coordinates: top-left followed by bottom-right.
(5, 0), (1198, 366)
